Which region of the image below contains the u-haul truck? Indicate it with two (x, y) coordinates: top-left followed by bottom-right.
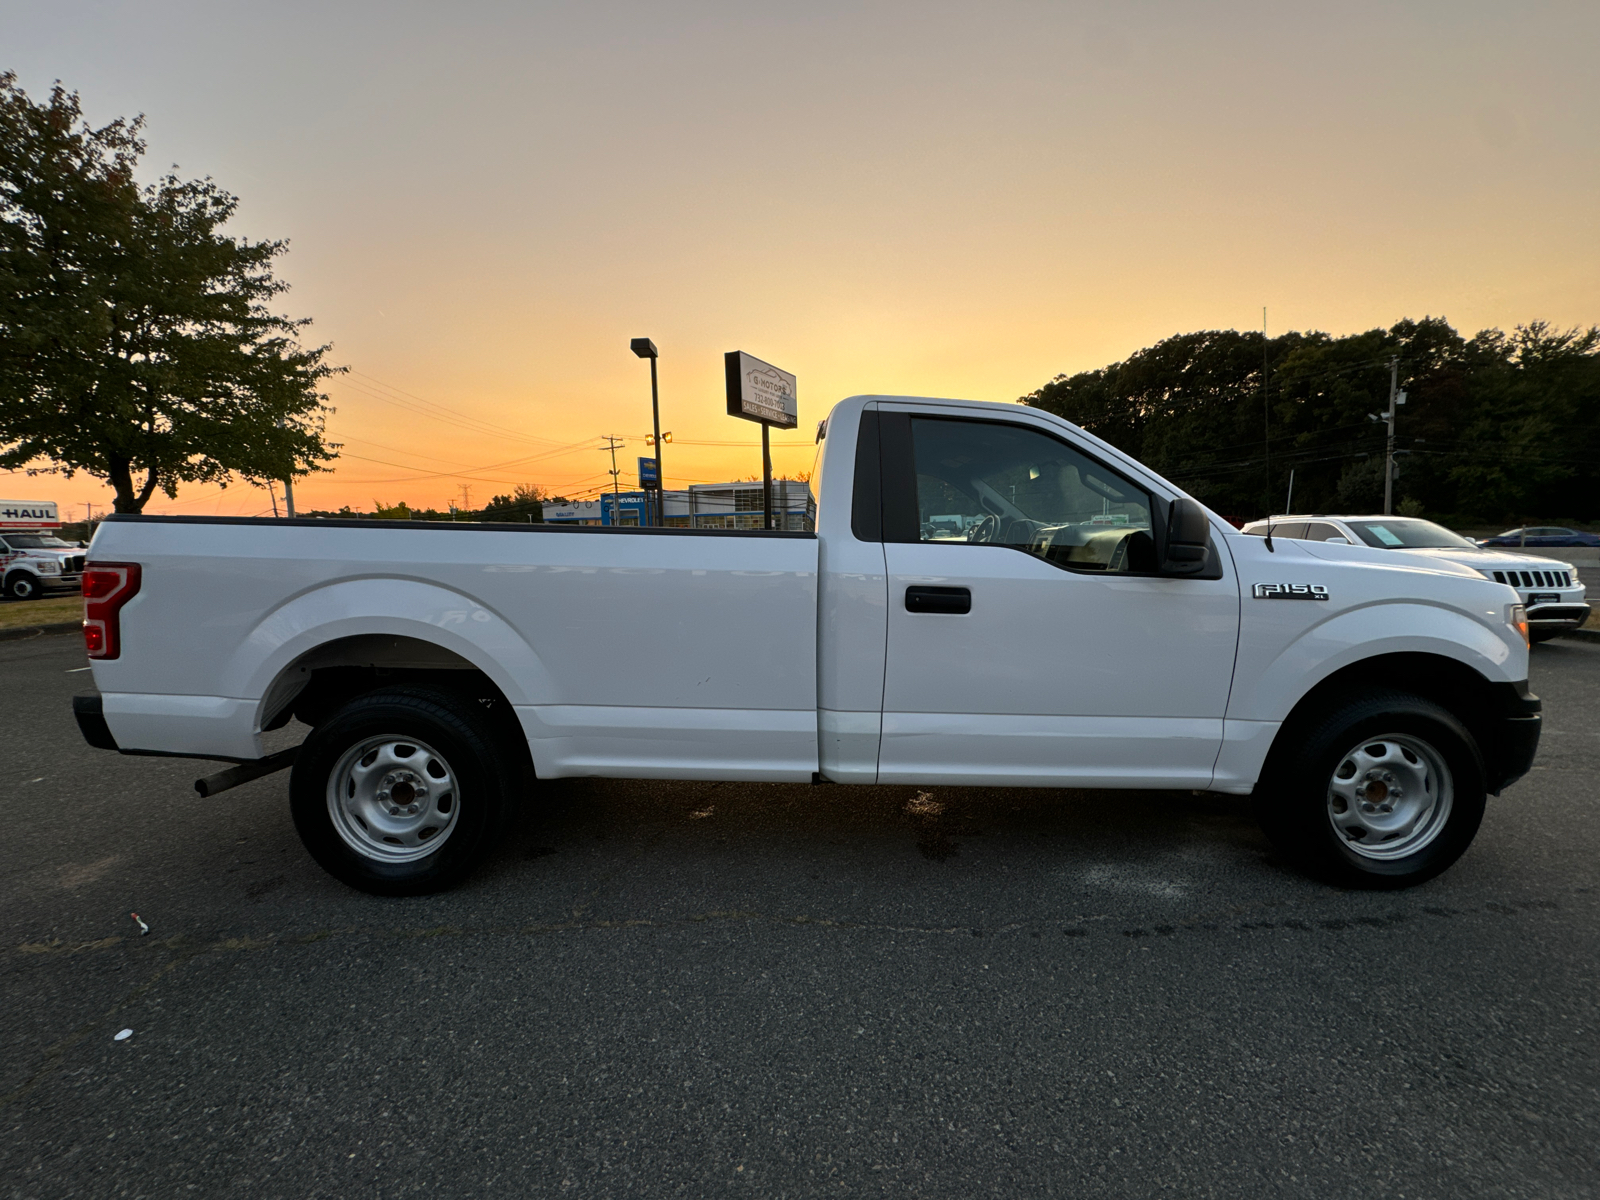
(0, 500), (85, 601)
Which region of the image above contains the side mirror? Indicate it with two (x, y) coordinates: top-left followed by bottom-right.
(1162, 497), (1212, 575)
(1324, 536), (1350, 544)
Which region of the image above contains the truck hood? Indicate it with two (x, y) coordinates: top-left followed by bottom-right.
(2, 546), (82, 565)
(1290, 538), (1499, 580)
(1368, 545), (1578, 576)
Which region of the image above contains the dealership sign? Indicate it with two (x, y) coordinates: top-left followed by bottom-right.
(724, 351), (797, 429)
(0, 499), (59, 529)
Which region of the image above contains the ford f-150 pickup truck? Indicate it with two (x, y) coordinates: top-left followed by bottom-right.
(71, 395), (1541, 895)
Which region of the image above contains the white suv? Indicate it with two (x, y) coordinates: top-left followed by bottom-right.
(1239, 515), (1589, 642)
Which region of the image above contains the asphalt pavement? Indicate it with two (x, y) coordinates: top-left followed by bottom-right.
(3, 631), (1597, 1198)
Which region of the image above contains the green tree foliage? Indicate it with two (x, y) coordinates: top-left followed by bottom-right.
(481, 482), (545, 522)
(1023, 318), (1600, 523)
(0, 74), (339, 512)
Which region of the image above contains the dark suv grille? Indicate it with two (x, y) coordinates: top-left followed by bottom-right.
(1492, 568), (1570, 588)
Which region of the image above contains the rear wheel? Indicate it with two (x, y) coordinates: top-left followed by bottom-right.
(291, 687), (519, 895)
(1255, 690), (1486, 888)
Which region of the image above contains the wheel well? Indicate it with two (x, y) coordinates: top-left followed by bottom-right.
(1264, 652), (1523, 791)
(261, 634), (520, 743)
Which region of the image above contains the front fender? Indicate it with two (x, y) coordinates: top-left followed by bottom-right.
(1230, 600), (1521, 723)
(228, 577), (557, 724)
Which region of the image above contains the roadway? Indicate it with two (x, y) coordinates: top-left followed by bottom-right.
(3, 630), (1597, 1197)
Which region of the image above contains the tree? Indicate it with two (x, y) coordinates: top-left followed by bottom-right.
(1022, 317), (1600, 524)
(481, 482), (545, 522)
(0, 74), (339, 512)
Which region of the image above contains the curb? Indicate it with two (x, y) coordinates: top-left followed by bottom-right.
(0, 621), (81, 643)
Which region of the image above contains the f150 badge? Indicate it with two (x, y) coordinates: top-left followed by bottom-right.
(1253, 583), (1330, 600)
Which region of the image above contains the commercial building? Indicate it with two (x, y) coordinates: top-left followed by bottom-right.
(543, 480), (815, 530)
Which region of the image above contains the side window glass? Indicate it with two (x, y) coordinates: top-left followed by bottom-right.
(909, 417), (1156, 572)
(1302, 522), (1341, 542)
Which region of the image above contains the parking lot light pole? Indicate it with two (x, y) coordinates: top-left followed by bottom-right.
(631, 338), (662, 525)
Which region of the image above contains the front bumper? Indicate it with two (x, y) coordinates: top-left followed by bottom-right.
(1527, 601), (1589, 632)
(1486, 683), (1542, 793)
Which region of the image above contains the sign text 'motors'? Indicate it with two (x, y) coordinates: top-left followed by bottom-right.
(724, 352), (797, 429)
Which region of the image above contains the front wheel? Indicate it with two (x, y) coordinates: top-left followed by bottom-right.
(290, 687), (519, 895)
(4, 572), (39, 600)
(1255, 690), (1486, 888)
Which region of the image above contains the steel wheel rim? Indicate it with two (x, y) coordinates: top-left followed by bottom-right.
(1326, 732), (1453, 861)
(327, 734), (461, 864)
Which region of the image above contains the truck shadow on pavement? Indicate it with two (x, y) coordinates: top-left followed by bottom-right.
(492, 775), (1278, 886)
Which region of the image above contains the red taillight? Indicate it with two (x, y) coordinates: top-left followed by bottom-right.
(82, 563), (141, 659)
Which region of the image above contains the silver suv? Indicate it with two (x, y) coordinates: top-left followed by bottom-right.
(1239, 515), (1589, 642)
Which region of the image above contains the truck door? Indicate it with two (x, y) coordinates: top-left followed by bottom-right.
(873, 409), (1240, 788)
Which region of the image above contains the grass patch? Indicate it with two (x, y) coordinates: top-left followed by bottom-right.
(0, 596), (82, 630)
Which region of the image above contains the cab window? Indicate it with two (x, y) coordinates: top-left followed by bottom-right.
(1243, 522), (1307, 540)
(908, 417), (1156, 572)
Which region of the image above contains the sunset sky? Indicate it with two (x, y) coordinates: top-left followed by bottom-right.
(3, 1), (1597, 517)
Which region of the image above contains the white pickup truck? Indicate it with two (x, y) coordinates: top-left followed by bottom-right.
(1, 531), (86, 600)
(72, 395), (1541, 895)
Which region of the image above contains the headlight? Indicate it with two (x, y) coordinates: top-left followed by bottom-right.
(37, 560), (60, 574)
(1508, 603), (1528, 647)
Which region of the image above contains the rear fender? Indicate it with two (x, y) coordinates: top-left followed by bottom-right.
(232, 578), (556, 730)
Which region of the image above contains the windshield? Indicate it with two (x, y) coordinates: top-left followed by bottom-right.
(1344, 520), (1476, 550)
(1, 534), (72, 549)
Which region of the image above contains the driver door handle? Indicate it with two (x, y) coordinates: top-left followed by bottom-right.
(905, 586), (971, 615)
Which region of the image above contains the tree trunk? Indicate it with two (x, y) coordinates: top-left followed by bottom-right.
(106, 454), (139, 513)
(106, 455), (159, 513)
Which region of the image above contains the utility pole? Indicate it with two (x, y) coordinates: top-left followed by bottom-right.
(601, 435), (625, 526)
(267, 482), (280, 519)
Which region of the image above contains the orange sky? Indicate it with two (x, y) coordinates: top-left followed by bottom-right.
(4, 1), (1598, 517)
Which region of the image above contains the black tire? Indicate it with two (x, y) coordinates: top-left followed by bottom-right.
(1528, 629), (1561, 645)
(1254, 689), (1486, 889)
(4, 572), (39, 600)
(290, 686), (519, 896)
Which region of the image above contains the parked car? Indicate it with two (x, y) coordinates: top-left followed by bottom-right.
(0, 532), (87, 600)
(73, 396), (1540, 894)
(1238, 516), (1588, 642)
(1478, 527), (1600, 549)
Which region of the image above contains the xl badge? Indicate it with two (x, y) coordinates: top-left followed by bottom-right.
(1253, 583), (1330, 601)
